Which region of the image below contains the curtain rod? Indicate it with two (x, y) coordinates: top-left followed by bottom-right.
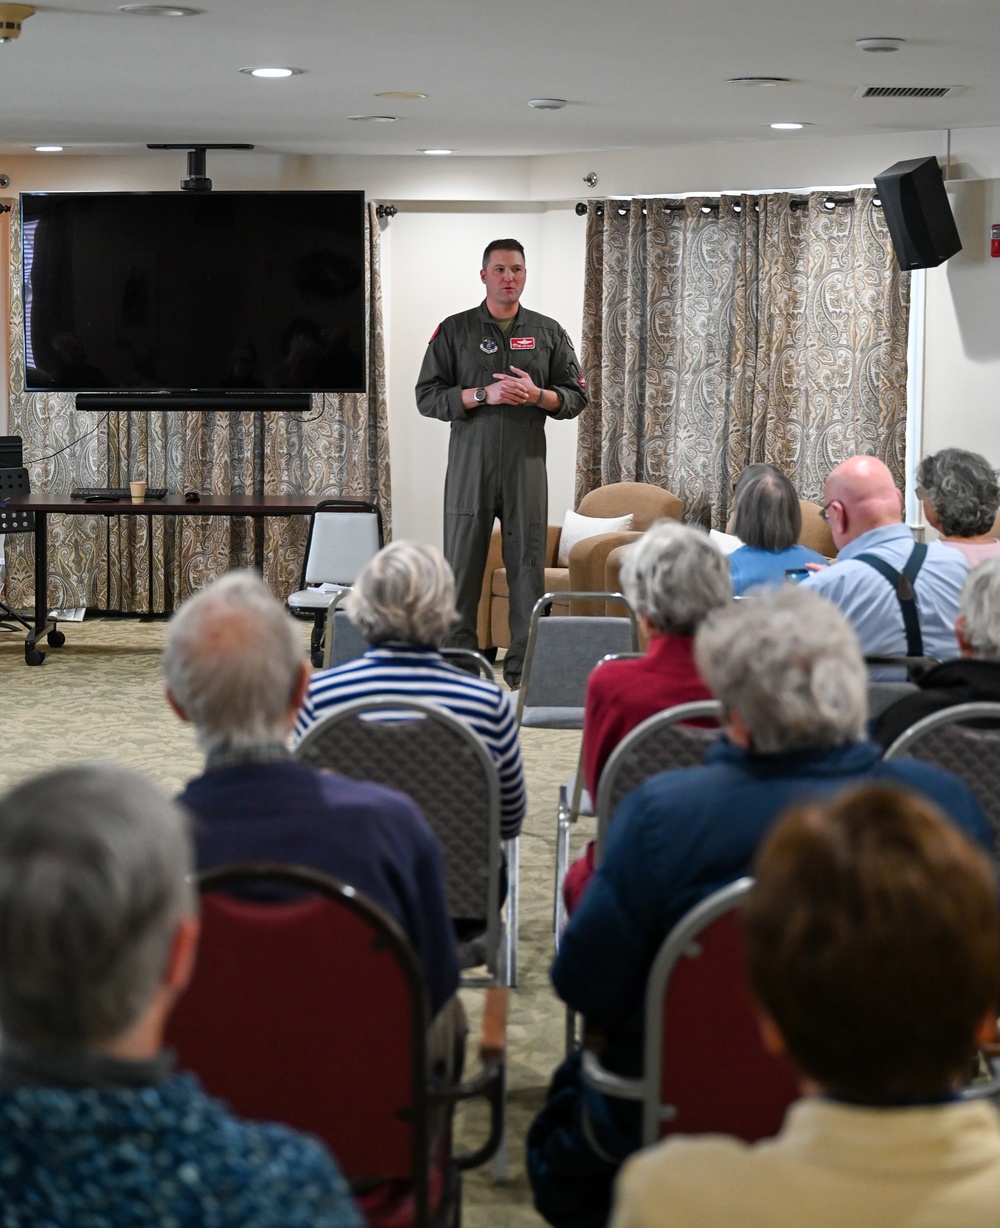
(575, 194), (860, 217)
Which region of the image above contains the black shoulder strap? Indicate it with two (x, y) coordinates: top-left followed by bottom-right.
(854, 542), (928, 658)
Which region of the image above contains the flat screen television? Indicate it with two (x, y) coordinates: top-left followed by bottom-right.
(20, 190), (367, 406)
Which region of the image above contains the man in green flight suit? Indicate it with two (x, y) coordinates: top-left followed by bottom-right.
(415, 239), (588, 688)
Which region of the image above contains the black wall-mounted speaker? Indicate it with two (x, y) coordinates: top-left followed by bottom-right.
(874, 156), (962, 270)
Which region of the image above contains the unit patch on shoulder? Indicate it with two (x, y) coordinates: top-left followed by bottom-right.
(480, 337), (499, 354)
(577, 376), (588, 389)
(510, 337), (536, 350)
(428, 324), (440, 342)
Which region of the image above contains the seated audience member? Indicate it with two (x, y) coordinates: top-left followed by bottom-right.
(727, 463), (826, 595)
(611, 783), (1000, 1228)
(0, 762), (361, 1228)
(875, 555), (1000, 748)
(564, 521), (732, 912)
(802, 454), (968, 660)
(918, 446), (1000, 565)
(294, 540), (527, 840)
(164, 569), (460, 1031)
(527, 587), (990, 1228)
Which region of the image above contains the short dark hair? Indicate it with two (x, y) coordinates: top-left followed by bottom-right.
(482, 239), (525, 268)
(916, 448), (1000, 538)
(731, 463), (801, 551)
(743, 784), (999, 1103)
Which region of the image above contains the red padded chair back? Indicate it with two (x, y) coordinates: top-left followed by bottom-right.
(166, 865), (427, 1185)
(651, 883), (800, 1142)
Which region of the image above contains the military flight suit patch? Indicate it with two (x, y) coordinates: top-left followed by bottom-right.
(510, 337), (536, 350)
(480, 338), (499, 354)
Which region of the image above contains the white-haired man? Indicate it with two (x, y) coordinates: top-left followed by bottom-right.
(528, 587), (991, 1228)
(164, 569), (460, 1029)
(802, 454), (968, 659)
(0, 762), (361, 1227)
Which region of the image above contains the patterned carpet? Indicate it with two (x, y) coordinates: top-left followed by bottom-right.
(0, 614), (587, 1226)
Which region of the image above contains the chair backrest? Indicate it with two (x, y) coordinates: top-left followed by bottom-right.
(440, 646), (496, 681)
(165, 863), (431, 1215)
(300, 498), (384, 588)
(294, 696), (502, 969)
(577, 482), (684, 531)
(641, 877), (800, 1143)
(595, 700), (723, 863)
(516, 592), (639, 727)
(882, 701), (1000, 854)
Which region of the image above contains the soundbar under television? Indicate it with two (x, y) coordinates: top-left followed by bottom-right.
(20, 191), (367, 401)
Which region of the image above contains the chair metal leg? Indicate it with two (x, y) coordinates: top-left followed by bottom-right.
(502, 838), (518, 988)
(554, 784), (571, 946)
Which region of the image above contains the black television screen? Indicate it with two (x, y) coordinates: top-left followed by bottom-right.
(20, 191), (367, 397)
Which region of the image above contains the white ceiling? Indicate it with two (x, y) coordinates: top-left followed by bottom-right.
(0, 0), (997, 162)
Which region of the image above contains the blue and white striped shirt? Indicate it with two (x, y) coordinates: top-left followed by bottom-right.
(293, 645), (527, 839)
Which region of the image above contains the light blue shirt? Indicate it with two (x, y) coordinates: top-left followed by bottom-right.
(729, 543), (828, 596)
(801, 523), (969, 660)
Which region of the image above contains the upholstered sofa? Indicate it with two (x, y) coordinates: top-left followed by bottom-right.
(476, 481), (684, 652)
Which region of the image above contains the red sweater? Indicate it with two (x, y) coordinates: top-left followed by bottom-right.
(581, 634), (713, 799)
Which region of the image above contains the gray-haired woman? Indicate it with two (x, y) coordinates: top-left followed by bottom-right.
(917, 448), (1000, 565)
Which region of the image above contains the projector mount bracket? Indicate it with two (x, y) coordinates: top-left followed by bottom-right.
(146, 143), (255, 192)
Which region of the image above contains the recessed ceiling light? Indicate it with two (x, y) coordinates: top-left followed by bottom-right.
(35, 144), (63, 152)
(374, 91), (427, 100)
(118, 4), (201, 14)
(528, 98), (567, 110)
(727, 76), (790, 87)
(239, 66), (302, 79)
(856, 36), (905, 52)
(347, 114), (398, 122)
(418, 148), (454, 155)
(770, 122), (810, 130)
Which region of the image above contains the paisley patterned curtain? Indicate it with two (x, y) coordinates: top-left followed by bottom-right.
(4, 200), (391, 613)
(576, 191), (909, 528)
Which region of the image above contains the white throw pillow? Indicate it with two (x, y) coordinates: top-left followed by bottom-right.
(709, 528), (744, 556)
(557, 509), (634, 567)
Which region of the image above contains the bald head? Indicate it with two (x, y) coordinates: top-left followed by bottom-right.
(824, 456), (903, 550)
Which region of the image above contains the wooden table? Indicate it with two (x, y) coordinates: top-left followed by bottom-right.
(2, 492), (318, 665)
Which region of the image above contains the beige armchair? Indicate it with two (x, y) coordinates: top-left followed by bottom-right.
(477, 481), (684, 651)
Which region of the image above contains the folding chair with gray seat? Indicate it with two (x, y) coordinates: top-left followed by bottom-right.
(515, 592), (639, 729)
(882, 700), (1000, 856)
(294, 694), (509, 985)
(594, 699), (724, 867)
(286, 498), (383, 667)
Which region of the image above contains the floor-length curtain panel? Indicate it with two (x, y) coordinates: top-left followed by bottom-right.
(5, 199), (390, 613)
(577, 198), (748, 527)
(743, 189), (909, 499)
(578, 189), (908, 528)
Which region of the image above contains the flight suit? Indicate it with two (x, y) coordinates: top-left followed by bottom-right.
(416, 300), (587, 684)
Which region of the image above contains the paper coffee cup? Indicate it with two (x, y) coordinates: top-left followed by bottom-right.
(130, 480), (147, 501)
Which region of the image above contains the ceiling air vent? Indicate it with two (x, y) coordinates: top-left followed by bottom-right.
(855, 85), (964, 99)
